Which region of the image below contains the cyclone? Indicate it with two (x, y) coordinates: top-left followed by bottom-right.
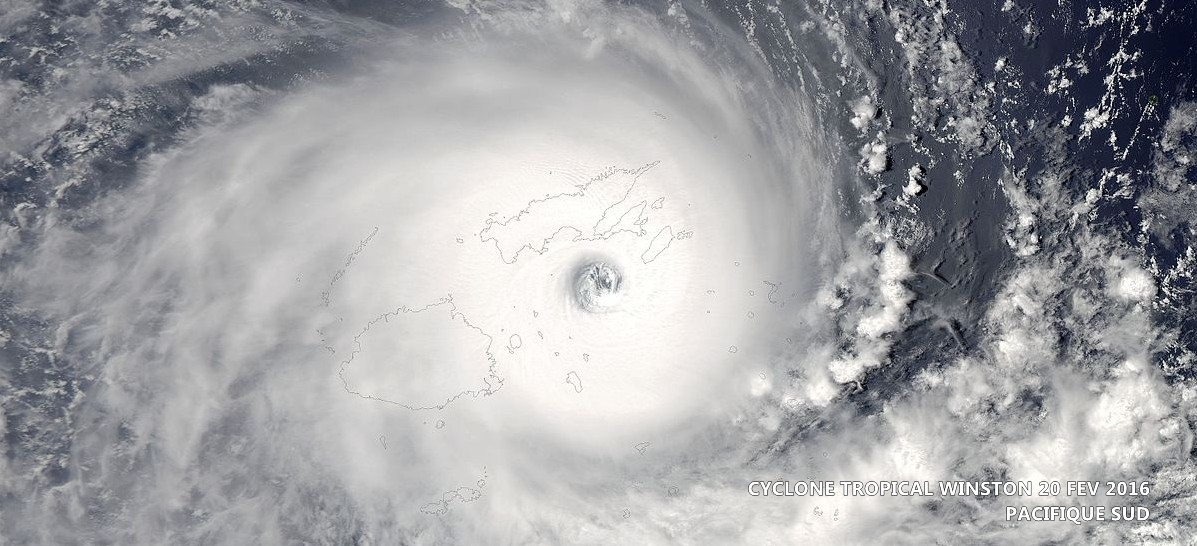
(3, 0), (1196, 545)
(143, 13), (825, 451)
(3, 2), (835, 542)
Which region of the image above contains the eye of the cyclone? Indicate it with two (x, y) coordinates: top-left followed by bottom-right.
(573, 260), (624, 312)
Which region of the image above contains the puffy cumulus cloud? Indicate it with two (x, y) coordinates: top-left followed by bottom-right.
(771, 254), (1185, 543)
(817, 237), (915, 387)
(848, 96), (878, 131)
(1151, 101), (1197, 192)
(1141, 102), (1197, 248)
(884, 228), (1188, 541)
(1003, 360), (1172, 483)
(859, 135), (889, 175)
(791, 73), (1194, 541)
(1107, 258), (1157, 303)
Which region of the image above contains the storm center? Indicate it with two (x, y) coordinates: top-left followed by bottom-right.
(573, 261), (624, 312)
